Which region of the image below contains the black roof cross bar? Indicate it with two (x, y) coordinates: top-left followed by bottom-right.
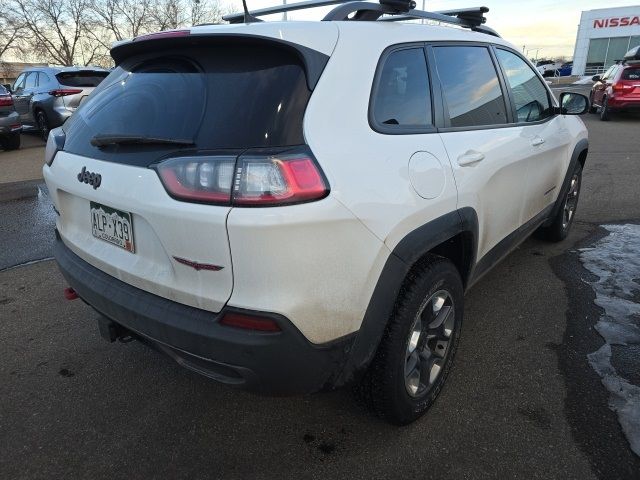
(223, 0), (499, 37)
(224, 0), (352, 24)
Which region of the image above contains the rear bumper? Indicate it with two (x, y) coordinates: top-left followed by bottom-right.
(608, 98), (640, 110)
(54, 232), (354, 394)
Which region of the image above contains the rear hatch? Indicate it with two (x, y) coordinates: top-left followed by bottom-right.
(55, 70), (109, 110)
(45, 31), (334, 312)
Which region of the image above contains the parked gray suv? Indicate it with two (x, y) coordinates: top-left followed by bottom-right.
(11, 67), (109, 140)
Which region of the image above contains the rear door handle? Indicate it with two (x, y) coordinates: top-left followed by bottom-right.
(457, 151), (485, 166)
(531, 137), (545, 147)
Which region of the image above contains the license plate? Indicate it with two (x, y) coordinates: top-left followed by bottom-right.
(90, 202), (135, 253)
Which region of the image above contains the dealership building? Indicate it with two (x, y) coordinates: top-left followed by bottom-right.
(572, 6), (640, 76)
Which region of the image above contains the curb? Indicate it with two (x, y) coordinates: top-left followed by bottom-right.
(0, 180), (41, 202)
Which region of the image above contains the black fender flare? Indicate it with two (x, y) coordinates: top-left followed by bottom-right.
(543, 138), (588, 227)
(333, 207), (478, 387)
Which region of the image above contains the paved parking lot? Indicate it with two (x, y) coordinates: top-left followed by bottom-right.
(1, 98), (639, 479)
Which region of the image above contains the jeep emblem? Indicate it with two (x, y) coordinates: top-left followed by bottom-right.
(77, 166), (102, 189)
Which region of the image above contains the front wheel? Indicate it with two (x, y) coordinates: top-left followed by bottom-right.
(356, 256), (463, 425)
(536, 163), (582, 242)
(599, 97), (611, 121)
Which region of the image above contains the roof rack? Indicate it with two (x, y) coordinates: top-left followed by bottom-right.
(223, 0), (499, 37)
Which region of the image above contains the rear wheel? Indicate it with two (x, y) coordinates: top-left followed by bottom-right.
(599, 97), (610, 121)
(2, 133), (21, 150)
(356, 256), (463, 425)
(536, 163), (582, 242)
(36, 110), (50, 141)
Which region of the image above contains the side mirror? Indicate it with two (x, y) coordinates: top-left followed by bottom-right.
(559, 92), (589, 115)
(2, 84), (11, 94)
(592, 75), (601, 82)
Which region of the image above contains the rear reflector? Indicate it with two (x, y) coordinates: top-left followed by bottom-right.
(220, 312), (281, 332)
(49, 89), (83, 97)
(155, 149), (329, 207)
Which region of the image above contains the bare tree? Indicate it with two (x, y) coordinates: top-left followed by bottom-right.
(0, 11), (29, 60)
(10, 0), (97, 65)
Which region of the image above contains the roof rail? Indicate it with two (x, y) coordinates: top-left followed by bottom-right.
(223, 0), (499, 37)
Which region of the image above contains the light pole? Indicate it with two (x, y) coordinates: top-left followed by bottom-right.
(283, 0), (287, 21)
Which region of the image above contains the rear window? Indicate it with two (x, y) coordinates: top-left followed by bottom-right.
(63, 44), (311, 165)
(56, 71), (109, 87)
(622, 68), (640, 80)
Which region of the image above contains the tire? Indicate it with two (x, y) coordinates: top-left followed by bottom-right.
(3, 133), (20, 150)
(36, 110), (50, 141)
(536, 162), (582, 242)
(588, 94), (597, 114)
(356, 255), (464, 425)
(599, 97), (610, 121)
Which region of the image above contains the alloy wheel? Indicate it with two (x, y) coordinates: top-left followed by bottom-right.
(562, 173), (580, 229)
(405, 289), (455, 397)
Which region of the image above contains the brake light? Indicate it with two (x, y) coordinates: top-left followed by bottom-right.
(49, 88), (83, 97)
(233, 154), (328, 206)
(155, 150), (329, 207)
(134, 30), (190, 42)
(0, 95), (13, 106)
(612, 82), (634, 94)
(220, 312), (281, 332)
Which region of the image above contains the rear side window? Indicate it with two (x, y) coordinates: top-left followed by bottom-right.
(57, 72), (109, 87)
(371, 47), (432, 130)
(24, 72), (38, 89)
(63, 44), (312, 165)
(622, 68), (640, 80)
(495, 49), (552, 123)
(433, 46), (508, 128)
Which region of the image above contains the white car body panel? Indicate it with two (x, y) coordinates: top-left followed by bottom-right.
(43, 21), (589, 348)
(44, 152), (234, 312)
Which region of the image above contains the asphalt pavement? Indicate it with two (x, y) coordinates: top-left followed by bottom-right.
(1, 98), (639, 479)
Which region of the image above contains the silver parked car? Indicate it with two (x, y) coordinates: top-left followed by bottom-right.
(10, 66), (109, 140)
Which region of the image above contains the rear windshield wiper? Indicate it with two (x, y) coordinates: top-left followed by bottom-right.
(91, 134), (195, 148)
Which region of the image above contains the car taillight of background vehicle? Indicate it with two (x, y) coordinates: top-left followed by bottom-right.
(612, 82), (635, 94)
(0, 95), (13, 106)
(49, 89), (83, 97)
(155, 150), (329, 207)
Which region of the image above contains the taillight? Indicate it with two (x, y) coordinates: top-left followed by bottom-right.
(155, 150), (329, 207)
(612, 82), (634, 94)
(219, 312), (281, 332)
(49, 88), (83, 97)
(0, 95), (13, 106)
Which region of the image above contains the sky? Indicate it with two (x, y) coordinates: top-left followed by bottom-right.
(225, 0), (640, 59)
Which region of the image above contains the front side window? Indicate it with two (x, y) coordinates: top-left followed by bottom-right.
(371, 47), (432, 129)
(13, 73), (26, 92)
(496, 49), (552, 123)
(433, 46), (508, 128)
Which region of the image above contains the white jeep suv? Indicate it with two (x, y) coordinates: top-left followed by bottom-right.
(43, 0), (589, 424)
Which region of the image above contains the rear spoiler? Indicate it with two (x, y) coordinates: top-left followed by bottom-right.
(109, 32), (330, 90)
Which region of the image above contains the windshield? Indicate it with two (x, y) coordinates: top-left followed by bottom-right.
(62, 44), (311, 166)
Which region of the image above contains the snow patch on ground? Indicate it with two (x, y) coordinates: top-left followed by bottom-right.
(580, 224), (640, 456)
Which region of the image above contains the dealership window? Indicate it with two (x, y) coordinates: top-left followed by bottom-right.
(586, 36), (640, 74)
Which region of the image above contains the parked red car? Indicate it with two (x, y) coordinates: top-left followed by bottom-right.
(590, 46), (640, 121)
